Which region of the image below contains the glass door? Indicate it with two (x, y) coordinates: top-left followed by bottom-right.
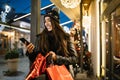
(112, 6), (120, 80)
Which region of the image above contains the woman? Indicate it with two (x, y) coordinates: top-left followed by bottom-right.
(26, 8), (78, 79)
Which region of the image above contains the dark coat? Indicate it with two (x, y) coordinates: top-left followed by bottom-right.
(26, 33), (78, 69)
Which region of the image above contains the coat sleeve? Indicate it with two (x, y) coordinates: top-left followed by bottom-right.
(55, 38), (78, 66)
(25, 35), (40, 63)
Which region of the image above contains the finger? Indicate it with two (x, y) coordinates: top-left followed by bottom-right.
(27, 43), (34, 53)
(28, 45), (34, 53)
(27, 43), (33, 50)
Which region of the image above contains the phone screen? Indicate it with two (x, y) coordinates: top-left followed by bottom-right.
(19, 38), (30, 45)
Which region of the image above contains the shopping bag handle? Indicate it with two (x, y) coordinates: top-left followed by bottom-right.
(45, 53), (55, 67)
(44, 53), (51, 58)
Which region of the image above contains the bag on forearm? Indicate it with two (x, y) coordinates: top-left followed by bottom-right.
(25, 53), (46, 80)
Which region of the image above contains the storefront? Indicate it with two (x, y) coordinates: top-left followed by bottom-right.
(102, 0), (120, 79)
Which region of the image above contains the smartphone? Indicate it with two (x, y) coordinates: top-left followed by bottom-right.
(19, 38), (30, 46)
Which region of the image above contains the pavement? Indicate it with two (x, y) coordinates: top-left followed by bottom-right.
(0, 55), (29, 80)
(0, 55), (97, 80)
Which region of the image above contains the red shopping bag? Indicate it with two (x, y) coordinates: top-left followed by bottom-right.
(46, 65), (74, 80)
(25, 53), (46, 80)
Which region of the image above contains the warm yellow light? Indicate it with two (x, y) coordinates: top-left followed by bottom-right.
(60, 0), (81, 8)
(101, 21), (106, 76)
(83, 4), (88, 6)
(96, 0), (100, 77)
(83, 16), (91, 33)
(101, 1), (106, 77)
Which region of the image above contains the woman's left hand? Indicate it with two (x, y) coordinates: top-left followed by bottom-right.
(49, 51), (57, 61)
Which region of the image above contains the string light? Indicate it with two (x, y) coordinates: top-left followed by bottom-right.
(60, 0), (81, 8)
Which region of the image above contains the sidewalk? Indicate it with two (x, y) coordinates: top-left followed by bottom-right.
(0, 55), (29, 80)
(0, 55), (97, 80)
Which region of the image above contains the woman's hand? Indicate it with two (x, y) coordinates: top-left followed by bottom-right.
(26, 43), (35, 53)
(49, 51), (57, 61)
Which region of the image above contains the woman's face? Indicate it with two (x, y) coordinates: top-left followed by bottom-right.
(70, 28), (76, 35)
(44, 16), (53, 31)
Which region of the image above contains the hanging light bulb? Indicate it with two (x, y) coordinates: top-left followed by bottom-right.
(60, 0), (81, 8)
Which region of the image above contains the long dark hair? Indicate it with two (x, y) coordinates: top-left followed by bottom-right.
(38, 17), (69, 56)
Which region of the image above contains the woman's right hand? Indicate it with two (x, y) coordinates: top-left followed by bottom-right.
(26, 43), (35, 53)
